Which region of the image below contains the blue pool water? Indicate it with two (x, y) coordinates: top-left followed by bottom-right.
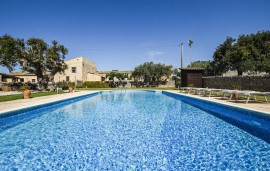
(0, 91), (270, 170)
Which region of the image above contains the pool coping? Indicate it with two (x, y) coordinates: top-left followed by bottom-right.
(0, 91), (101, 117)
(1, 89), (269, 118)
(163, 90), (270, 115)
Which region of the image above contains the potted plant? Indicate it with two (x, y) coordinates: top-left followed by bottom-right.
(68, 83), (74, 93)
(21, 85), (31, 99)
(232, 85), (242, 90)
(232, 85), (242, 99)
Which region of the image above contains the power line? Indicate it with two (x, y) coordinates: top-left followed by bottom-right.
(68, 44), (179, 51)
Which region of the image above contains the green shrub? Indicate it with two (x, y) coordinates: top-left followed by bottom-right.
(175, 78), (181, 88)
(76, 85), (84, 88)
(20, 85), (30, 91)
(82, 81), (109, 88)
(56, 81), (75, 90)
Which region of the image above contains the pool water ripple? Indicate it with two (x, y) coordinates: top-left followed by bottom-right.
(0, 90), (269, 170)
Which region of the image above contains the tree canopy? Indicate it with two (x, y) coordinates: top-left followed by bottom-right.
(186, 60), (210, 69)
(106, 72), (128, 81)
(0, 34), (24, 72)
(132, 62), (172, 85)
(0, 34), (68, 90)
(207, 31), (270, 76)
(106, 72), (129, 87)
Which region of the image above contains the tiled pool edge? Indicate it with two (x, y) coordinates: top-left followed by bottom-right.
(162, 91), (270, 143)
(0, 91), (100, 119)
(163, 91), (270, 117)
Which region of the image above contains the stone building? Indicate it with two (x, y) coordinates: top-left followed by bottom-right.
(0, 73), (24, 83)
(8, 72), (37, 83)
(1, 56), (133, 84)
(54, 56), (102, 83)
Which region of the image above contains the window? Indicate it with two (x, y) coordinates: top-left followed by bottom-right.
(32, 79), (35, 83)
(72, 67), (77, 73)
(66, 76), (70, 82)
(20, 78), (24, 82)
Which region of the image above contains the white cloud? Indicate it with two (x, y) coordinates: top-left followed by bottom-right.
(146, 51), (163, 57)
(133, 42), (157, 48)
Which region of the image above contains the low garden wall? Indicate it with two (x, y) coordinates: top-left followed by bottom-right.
(203, 75), (270, 92)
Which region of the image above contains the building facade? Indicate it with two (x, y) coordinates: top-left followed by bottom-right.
(8, 72), (37, 83)
(1, 57), (133, 84)
(54, 56), (102, 83)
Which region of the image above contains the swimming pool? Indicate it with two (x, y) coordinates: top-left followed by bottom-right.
(0, 90), (269, 170)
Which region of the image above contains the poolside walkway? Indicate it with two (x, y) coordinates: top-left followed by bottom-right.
(0, 91), (100, 115)
(165, 90), (270, 114)
(0, 90), (269, 116)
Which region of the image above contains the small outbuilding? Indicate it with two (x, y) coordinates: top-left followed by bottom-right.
(0, 73), (20, 83)
(180, 68), (204, 88)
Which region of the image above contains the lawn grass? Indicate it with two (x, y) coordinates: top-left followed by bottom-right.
(0, 91), (65, 102)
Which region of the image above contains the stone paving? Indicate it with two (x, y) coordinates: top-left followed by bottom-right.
(165, 90), (270, 114)
(0, 91), (99, 115)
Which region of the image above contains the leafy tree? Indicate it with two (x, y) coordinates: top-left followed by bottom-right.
(0, 34), (24, 72)
(20, 38), (68, 90)
(207, 31), (270, 76)
(210, 37), (235, 75)
(172, 68), (181, 78)
(249, 31), (270, 73)
(0, 35), (68, 90)
(187, 60), (210, 69)
(106, 72), (128, 80)
(132, 62), (172, 85)
(106, 72), (128, 87)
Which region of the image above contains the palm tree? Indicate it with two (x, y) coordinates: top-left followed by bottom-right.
(188, 40), (193, 67)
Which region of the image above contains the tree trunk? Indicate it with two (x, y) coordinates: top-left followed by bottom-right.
(37, 76), (49, 91)
(237, 70), (243, 75)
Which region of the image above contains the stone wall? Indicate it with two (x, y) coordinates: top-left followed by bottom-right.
(87, 73), (102, 81)
(203, 75), (270, 92)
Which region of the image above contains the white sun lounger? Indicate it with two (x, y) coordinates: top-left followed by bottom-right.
(180, 87), (193, 94)
(221, 89), (236, 99)
(250, 92), (270, 103)
(231, 90), (257, 103)
(192, 88), (206, 95)
(222, 90), (269, 104)
(204, 88), (223, 97)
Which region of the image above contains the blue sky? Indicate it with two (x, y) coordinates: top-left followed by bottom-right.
(0, 0), (269, 73)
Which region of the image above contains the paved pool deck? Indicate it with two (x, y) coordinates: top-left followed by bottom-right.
(165, 90), (270, 114)
(0, 91), (100, 115)
(0, 90), (269, 116)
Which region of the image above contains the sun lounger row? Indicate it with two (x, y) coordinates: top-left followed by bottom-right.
(179, 87), (270, 104)
(180, 87), (222, 97)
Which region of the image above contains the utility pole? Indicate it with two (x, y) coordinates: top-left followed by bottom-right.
(188, 40), (193, 67)
(180, 43), (183, 68)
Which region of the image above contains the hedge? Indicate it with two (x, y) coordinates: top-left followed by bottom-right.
(82, 81), (109, 88)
